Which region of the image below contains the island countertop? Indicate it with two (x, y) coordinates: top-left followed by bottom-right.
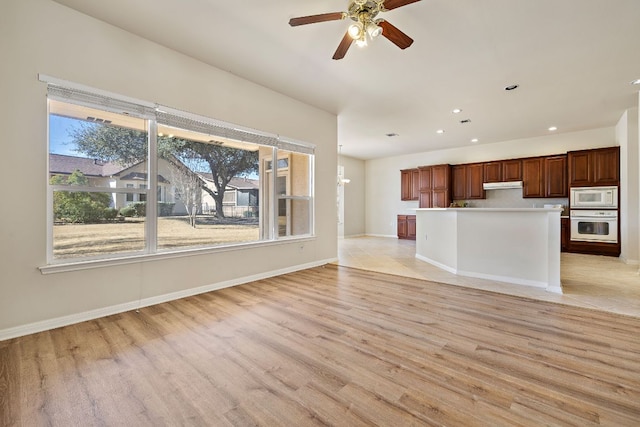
(414, 208), (562, 293)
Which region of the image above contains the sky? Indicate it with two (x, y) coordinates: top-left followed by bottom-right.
(49, 115), (84, 156)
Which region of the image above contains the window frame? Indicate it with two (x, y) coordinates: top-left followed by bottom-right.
(42, 75), (315, 271)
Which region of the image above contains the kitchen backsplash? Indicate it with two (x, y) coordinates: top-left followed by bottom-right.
(459, 188), (568, 214)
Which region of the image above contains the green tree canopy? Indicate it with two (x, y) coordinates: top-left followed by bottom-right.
(71, 123), (259, 218)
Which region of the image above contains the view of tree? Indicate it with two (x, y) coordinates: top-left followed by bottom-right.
(179, 144), (258, 218)
(51, 170), (115, 223)
(168, 163), (201, 227)
(70, 123), (259, 218)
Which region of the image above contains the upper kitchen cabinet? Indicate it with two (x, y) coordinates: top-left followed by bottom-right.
(451, 165), (466, 200)
(420, 164), (451, 208)
(568, 146), (620, 187)
(400, 168), (419, 201)
(483, 159), (522, 184)
(545, 155), (568, 198)
(452, 163), (484, 200)
(523, 155), (568, 198)
(466, 163), (485, 199)
(522, 157), (545, 198)
(431, 164), (450, 191)
(418, 166), (432, 192)
(502, 159), (522, 182)
(483, 161), (502, 183)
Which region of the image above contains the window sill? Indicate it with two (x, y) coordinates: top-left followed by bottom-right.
(39, 236), (316, 275)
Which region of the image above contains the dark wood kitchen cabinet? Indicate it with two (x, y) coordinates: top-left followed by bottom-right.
(451, 165), (466, 200)
(452, 163), (484, 200)
(419, 166), (432, 192)
(545, 154), (568, 198)
(484, 159), (521, 184)
(431, 164), (449, 191)
(483, 161), (502, 183)
(407, 215), (416, 240)
(411, 169), (420, 199)
(523, 154), (567, 198)
(397, 215), (416, 240)
(561, 217), (569, 252)
(397, 215), (407, 238)
(466, 163), (485, 199)
(568, 146), (620, 187)
(502, 159), (522, 181)
(418, 166), (432, 208)
(522, 157), (545, 198)
(400, 168), (419, 201)
(419, 164), (451, 208)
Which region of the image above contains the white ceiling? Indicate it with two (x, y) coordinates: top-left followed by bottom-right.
(53, 0), (640, 160)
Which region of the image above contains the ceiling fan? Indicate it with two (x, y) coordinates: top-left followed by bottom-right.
(289, 0), (421, 60)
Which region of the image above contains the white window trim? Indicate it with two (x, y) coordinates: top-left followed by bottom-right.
(43, 77), (315, 269)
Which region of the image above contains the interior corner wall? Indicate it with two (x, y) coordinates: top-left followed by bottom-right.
(365, 127), (618, 237)
(339, 155), (366, 237)
(617, 107), (639, 264)
(0, 0), (337, 337)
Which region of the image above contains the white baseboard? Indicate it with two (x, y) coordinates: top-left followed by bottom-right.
(415, 253), (457, 275)
(619, 255), (639, 266)
(0, 258), (337, 341)
(415, 254), (560, 293)
(365, 234), (398, 238)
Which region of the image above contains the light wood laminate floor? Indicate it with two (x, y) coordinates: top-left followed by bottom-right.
(338, 237), (640, 318)
(2, 265), (640, 426)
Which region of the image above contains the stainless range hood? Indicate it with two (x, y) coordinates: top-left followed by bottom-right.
(482, 181), (523, 190)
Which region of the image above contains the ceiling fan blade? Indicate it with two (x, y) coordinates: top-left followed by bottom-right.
(379, 20), (414, 49)
(289, 12), (345, 27)
(333, 31), (354, 60)
(383, 0), (421, 11)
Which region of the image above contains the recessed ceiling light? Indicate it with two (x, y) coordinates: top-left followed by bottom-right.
(471, 138), (479, 143)
(504, 84), (519, 91)
(452, 108), (462, 114)
(548, 126), (558, 131)
(436, 129), (445, 134)
(631, 79), (640, 85)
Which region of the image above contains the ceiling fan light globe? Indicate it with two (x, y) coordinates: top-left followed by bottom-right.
(355, 36), (368, 47)
(348, 22), (363, 39)
(366, 22), (383, 38)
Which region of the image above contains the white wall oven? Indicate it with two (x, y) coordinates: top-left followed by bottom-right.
(570, 186), (618, 209)
(570, 210), (618, 243)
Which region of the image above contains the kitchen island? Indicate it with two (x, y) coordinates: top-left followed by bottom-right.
(415, 208), (563, 293)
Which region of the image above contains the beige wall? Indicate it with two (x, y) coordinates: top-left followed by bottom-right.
(0, 0), (337, 337)
(339, 155), (366, 237)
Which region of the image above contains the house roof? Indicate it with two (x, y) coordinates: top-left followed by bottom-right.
(49, 154), (123, 177)
(228, 177), (259, 190)
(120, 171), (170, 184)
(200, 174), (259, 190)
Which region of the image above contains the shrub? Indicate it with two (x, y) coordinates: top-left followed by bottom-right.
(51, 171), (114, 223)
(104, 208), (119, 220)
(120, 202), (146, 217)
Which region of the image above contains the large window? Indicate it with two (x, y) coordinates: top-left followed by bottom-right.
(46, 81), (314, 264)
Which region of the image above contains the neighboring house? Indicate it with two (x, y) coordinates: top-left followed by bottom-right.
(200, 175), (259, 218)
(49, 153), (190, 215)
(49, 154), (259, 217)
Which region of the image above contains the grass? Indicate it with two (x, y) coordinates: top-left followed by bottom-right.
(53, 216), (259, 259)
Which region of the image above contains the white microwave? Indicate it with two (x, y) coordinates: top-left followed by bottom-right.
(570, 186), (618, 209)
